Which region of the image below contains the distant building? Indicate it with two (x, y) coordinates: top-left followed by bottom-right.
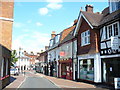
(0, 0), (14, 89)
(16, 50), (30, 72)
(35, 49), (48, 75)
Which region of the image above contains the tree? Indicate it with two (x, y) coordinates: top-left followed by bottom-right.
(11, 50), (18, 67)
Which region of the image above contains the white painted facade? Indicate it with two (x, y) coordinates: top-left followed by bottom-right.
(72, 40), (77, 80)
(59, 42), (72, 59)
(16, 53), (30, 72)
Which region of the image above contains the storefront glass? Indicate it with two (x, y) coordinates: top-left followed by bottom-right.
(79, 59), (94, 81)
(102, 58), (120, 84)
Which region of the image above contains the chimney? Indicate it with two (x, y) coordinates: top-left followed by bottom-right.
(96, 12), (100, 14)
(85, 4), (93, 13)
(74, 19), (78, 25)
(41, 50), (43, 53)
(51, 31), (56, 39)
(45, 46), (49, 51)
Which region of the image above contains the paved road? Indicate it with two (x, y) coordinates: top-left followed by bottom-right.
(18, 72), (59, 89)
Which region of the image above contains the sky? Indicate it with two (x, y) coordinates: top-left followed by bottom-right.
(12, 0), (108, 54)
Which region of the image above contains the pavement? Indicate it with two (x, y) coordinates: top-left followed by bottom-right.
(4, 73), (25, 89)
(4, 70), (110, 89)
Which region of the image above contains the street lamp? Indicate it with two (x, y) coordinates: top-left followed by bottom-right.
(19, 47), (22, 73)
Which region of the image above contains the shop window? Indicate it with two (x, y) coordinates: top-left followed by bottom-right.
(6, 59), (8, 75)
(1, 58), (4, 78)
(79, 59), (94, 81)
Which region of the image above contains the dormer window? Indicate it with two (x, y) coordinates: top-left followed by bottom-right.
(109, 0), (120, 13)
(55, 34), (60, 43)
(81, 30), (90, 46)
(49, 39), (53, 47)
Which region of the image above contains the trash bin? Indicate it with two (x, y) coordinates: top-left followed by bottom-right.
(114, 78), (120, 89)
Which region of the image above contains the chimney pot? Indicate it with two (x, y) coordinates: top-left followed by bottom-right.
(74, 19), (78, 25)
(51, 31), (56, 39)
(85, 4), (93, 13)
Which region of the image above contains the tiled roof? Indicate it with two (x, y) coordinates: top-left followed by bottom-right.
(81, 11), (103, 27)
(100, 9), (120, 25)
(60, 26), (76, 44)
(60, 25), (76, 43)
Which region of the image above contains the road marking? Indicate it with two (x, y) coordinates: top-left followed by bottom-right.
(17, 75), (26, 89)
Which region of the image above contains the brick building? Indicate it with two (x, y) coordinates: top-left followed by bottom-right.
(74, 5), (102, 83)
(0, 0), (14, 89)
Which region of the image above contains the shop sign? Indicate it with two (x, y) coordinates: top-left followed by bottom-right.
(114, 78), (120, 89)
(111, 36), (119, 50)
(60, 51), (65, 56)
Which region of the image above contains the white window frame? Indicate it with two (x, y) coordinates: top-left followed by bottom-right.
(81, 30), (90, 46)
(101, 21), (120, 41)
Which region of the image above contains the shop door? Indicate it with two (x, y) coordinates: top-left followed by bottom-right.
(102, 58), (120, 84)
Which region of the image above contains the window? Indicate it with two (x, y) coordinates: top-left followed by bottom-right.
(109, 1), (120, 13)
(55, 34), (60, 43)
(1, 58), (4, 78)
(79, 59), (94, 81)
(105, 27), (108, 39)
(81, 30), (90, 46)
(113, 23), (118, 36)
(6, 59), (8, 75)
(49, 39), (53, 47)
(108, 25), (112, 38)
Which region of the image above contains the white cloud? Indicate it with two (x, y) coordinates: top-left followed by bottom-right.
(46, 0), (63, 3)
(36, 22), (43, 26)
(12, 31), (50, 54)
(38, 7), (49, 15)
(13, 22), (24, 28)
(47, 3), (62, 9)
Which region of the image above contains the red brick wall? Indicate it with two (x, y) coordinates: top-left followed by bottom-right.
(0, 1), (14, 18)
(77, 18), (99, 55)
(0, 1), (14, 50)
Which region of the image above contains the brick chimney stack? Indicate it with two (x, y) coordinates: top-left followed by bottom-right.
(73, 19), (78, 25)
(51, 31), (56, 39)
(85, 4), (93, 13)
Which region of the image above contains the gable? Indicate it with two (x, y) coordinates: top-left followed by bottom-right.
(73, 12), (93, 36)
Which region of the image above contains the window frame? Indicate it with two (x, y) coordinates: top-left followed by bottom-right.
(81, 30), (90, 46)
(100, 21), (119, 41)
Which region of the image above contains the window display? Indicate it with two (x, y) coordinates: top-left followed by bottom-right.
(79, 59), (94, 81)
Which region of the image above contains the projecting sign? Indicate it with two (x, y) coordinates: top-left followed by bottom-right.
(111, 36), (119, 50)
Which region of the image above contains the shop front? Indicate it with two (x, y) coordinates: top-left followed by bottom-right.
(79, 59), (94, 81)
(77, 53), (101, 83)
(102, 57), (120, 85)
(52, 61), (57, 77)
(59, 59), (73, 80)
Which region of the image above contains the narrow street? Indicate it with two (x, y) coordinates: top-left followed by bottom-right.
(18, 72), (58, 89)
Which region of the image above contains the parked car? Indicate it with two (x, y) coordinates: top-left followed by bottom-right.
(10, 68), (19, 76)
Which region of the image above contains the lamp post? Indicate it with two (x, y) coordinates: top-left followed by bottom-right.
(19, 47), (22, 73)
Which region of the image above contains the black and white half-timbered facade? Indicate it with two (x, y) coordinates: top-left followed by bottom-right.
(100, 1), (120, 85)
